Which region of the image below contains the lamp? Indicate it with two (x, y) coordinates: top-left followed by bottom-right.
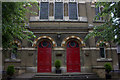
(57, 33), (61, 39)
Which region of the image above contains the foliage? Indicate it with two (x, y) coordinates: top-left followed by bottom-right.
(7, 65), (15, 76)
(85, 2), (120, 44)
(2, 2), (38, 50)
(104, 63), (112, 73)
(99, 42), (105, 47)
(55, 60), (61, 69)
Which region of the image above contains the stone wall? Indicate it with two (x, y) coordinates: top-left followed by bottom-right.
(2, 2), (119, 78)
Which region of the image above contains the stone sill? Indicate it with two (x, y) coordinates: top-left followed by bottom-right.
(92, 66), (104, 69)
(18, 48), (36, 51)
(93, 20), (105, 23)
(30, 20), (88, 23)
(53, 47), (65, 50)
(97, 58), (112, 62)
(4, 59), (21, 63)
(91, 5), (95, 7)
(15, 67), (26, 70)
(29, 16), (88, 22)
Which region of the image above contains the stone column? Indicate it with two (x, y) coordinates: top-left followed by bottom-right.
(88, 30), (96, 66)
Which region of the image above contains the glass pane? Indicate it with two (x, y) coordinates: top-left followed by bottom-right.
(39, 43), (42, 48)
(40, 2), (49, 19)
(11, 53), (16, 59)
(67, 43), (70, 47)
(95, 7), (99, 15)
(100, 47), (105, 58)
(48, 43), (51, 48)
(55, 2), (63, 19)
(42, 41), (48, 47)
(76, 43), (79, 47)
(70, 41), (76, 47)
(69, 2), (78, 20)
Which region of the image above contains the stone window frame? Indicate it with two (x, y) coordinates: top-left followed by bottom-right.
(10, 41), (21, 60)
(96, 41), (109, 59)
(37, 0), (87, 21)
(5, 40), (22, 62)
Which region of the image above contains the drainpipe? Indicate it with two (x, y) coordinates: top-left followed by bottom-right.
(117, 1), (120, 70)
(117, 44), (120, 69)
(117, 23), (120, 69)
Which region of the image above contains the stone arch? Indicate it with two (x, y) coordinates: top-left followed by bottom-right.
(96, 40), (109, 47)
(13, 40), (21, 48)
(32, 36), (57, 47)
(61, 36), (85, 47)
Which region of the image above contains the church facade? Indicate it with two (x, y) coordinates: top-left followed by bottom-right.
(3, 1), (119, 78)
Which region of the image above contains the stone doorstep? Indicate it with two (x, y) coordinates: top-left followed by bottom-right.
(13, 72), (99, 79)
(15, 73), (36, 78)
(34, 76), (98, 78)
(34, 73), (99, 79)
(35, 73), (98, 77)
(35, 72), (95, 76)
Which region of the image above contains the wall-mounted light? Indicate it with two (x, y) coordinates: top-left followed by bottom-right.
(57, 33), (61, 39)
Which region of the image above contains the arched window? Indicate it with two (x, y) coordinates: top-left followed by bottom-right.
(11, 43), (18, 59)
(97, 41), (108, 58)
(100, 47), (106, 58)
(39, 41), (51, 48)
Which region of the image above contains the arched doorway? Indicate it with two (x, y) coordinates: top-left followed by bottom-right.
(67, 40), (81, 72)
(37, 40), (52, 72)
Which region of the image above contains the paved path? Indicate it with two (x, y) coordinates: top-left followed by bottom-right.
(15, 73), (36, 78)
(13, 73), (101, 80)
(12, 72), (120, 80)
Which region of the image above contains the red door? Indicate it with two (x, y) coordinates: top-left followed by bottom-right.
(67, 41), (81, 72)
(37, 41), (51, 72)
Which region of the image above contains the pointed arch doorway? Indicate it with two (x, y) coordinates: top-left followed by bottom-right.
(37, 40), (52, 72)
(67, 40), (81, 72)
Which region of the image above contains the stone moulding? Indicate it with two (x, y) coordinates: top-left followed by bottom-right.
(32, 36), (57, 47)
(97, 58), (112, 62)
(30, 16), (88, 22)
(61, 36), (85, 47)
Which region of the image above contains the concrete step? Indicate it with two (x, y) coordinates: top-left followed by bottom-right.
(35, 73), (96, 76)
(33, 73), (100, 80)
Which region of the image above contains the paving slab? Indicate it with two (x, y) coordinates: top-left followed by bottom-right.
(15, 73), (36, 78)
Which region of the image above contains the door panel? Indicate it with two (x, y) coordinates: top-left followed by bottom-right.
(37, 41), (51, 72)
(67, 41), (81, 72)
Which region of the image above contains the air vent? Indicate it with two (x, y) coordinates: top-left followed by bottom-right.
(69, 0), (75, 2)
(55, 0), (62, 2)
(41, 0), (48, 2)
(117, 45), (120, 53)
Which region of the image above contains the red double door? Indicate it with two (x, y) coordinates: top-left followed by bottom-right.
(37, 40), (80, 73)
(37, 41), (51, 72)
(67, 40), (81, 72)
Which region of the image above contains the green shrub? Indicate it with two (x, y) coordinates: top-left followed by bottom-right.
(7, 65), (15, 76)
(104, 63), (112, 73)
(55, 60), (61, 69)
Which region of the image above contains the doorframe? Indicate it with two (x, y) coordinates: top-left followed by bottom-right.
(37, 39), (52, 73)
(66, 39), (81, 72)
